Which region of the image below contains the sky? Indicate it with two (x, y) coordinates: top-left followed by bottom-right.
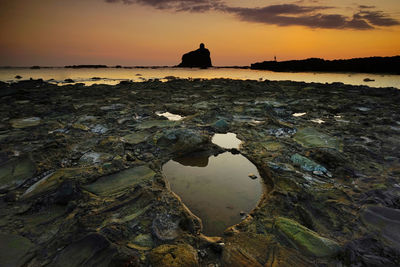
(0, 0), (399, 66)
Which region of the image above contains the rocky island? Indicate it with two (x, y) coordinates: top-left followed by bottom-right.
(178, 43), (212, 68)
(0, 78), (400, 266)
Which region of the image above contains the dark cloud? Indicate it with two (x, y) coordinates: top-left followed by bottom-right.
(105, 0), (222, 12)
(356, 10), (400, 27)
(105, 0), (399, 30)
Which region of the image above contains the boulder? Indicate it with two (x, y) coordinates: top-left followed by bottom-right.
(154, 128), (208, 154)
(178, 43), (212, 68)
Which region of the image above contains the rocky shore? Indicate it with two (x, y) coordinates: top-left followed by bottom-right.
(1, 78), (400, 266)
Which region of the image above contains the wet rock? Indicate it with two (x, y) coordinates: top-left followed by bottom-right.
(10, 117), (41, 128)
(290, 153), (328, 175)
(275, 217), (340, 257)
(0, 157), (36, 193)
(178, 43), (212, 68)
(268, 128), (296, 138)
(100, 104), (125, 111)
(132, 234), (153, 249)
(361, 205), (400, 251)
(79, 152), (113, 165)
(91, 124), (108, 134)
(0, 233), (34, 267)
(22, 167), (90, 199)
(293, 127), (342, 151)
(212, 119), (229, 133)
(122, 132), (149, 145)
(149, 244), (199, 267)
(48, 233), (116, 267)
(54, 180), (78, 205)
(83, 166), (155, 196)
(136, 120), (178, 130)
(152, 213), (180, 241)
(154, 128), (208, 154)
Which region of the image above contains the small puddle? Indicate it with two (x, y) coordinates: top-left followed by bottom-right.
(212, 133), (242, 149)
(163, 152), (262, 236)
(156, 112), (183, 121)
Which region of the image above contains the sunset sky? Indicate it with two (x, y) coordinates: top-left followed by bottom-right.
(1, 0), (400, 66)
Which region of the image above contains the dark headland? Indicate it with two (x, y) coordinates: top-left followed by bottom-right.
(251, 56), (400, 74)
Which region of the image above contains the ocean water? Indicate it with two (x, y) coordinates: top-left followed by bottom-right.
(0, 67), (399, 88)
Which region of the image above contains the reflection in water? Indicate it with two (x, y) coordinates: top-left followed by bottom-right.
(156, 111), (183, 121)
(163, 152), (262, 236)
(212, 133), (242, 149)
(0, 67), (399, 88)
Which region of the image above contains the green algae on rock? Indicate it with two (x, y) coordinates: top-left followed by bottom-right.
(0, 233), (34, 267)
(83, 166), (155, 196)
(149, 244), (199, 267)
(276, 217), (340, 257)
(0, 157), (36, 193)
(290, 153), (328, 174)
(122, 131), (150, 145)
(293, 127), (342, 151)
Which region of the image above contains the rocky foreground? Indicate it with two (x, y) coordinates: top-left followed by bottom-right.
(0, 78), (400, 266)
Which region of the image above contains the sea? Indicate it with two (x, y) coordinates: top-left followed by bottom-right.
(0, 67), (399, 89)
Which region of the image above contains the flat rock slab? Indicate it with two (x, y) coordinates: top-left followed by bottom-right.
(361, 205), (400, 251)
(0, 157), (35, 193)
(123, 132), (150, 145)
(49, 233), (114, 267)
(0, 233), (34, 267)
(83, 166), (155, 196)
(136, 120), (178, 130)
(276, 217), (340, 258)
(293, 127), (342, 151)
(10, 117), (41, 128)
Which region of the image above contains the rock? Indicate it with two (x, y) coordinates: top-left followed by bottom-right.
(135, 120), (178, 130)
(293, 127), (342, 151)
(64, 78), (74, 83)
(48, 233), (116, 267)
(0, 233), (34, 267)
(275, 217), (340, 257)
(54, 180), (78, 205)
(178, 43), (212, 68)
(212, 119), (229, 133)
(122, 132), (149, 145)
(132, 234), (153, 249)
(361, 205), (400, 251)
(0, 157), (36, 193)
(152, 213), (181, 241)
(154, 128), (208, 154)
(10, 117), (41, 128)
(290, 153), (328, 174)
(22, 167), (91, 199)
(364, 78), (375, 82)
(83, 166), (155, 196)
(15, 75), (22, 79)
(248, 173), (258, 179)
(79, 152), (113, 165)
(91, 124), (108, 134)
(149, 244), (199, 267)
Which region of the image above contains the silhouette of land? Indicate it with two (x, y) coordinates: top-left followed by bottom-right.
(178, 43), (212, 68)
(65, 65), (108, 69)
(251, 56), (400, 74)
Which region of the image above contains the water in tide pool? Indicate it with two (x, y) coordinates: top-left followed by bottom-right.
(0, 67), (399, 88)
(162, 152), (263, 236)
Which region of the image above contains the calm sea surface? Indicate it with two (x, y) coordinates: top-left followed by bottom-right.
(0, 67), (399, 88)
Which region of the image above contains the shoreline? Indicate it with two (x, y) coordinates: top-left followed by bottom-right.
(1, 79), (400, 266)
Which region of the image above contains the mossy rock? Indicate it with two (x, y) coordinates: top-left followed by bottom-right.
(276, 217), (340, 257)
(293, 127), (342, 151)
(148, 244), (199, 267)
(0, 157), (36, 193)
(83, 166), (155, 196)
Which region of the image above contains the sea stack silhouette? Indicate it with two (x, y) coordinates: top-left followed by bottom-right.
(178, 43), (212, 68)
